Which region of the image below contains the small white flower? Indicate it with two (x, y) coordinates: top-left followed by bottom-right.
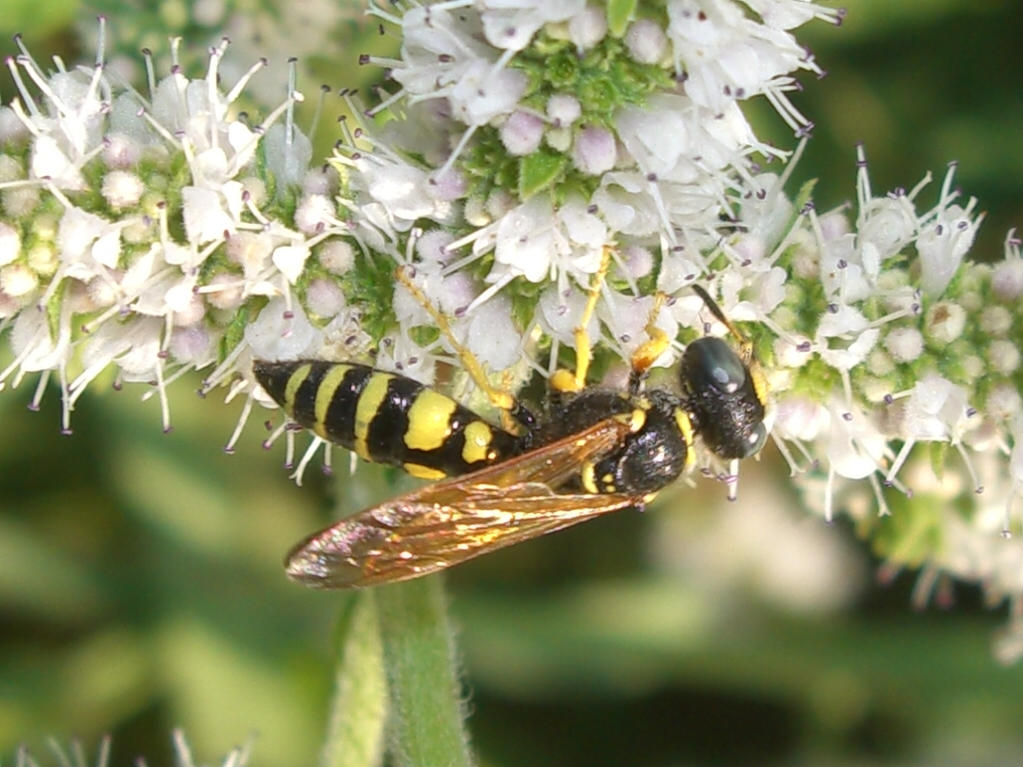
(263, 123), (314, 192)
(571, 126), (617, 176)
(901, 375), (972, 442)
(918, 204), (979, 298)
(665, 0), (827, 125)
(625, 19), (669, 64)
(0, 222), (21, 266)
(546, 93), (581, 127)
(318, 240), (355, 275)
(478, 0), (587, 51)
(101, 170), (145, 209)
(980, 306), (1012, 336)
(466, 293), (521, 370)
(824, 402), (888, 481)
(182, 185), (241, 244)
(355, 154), (450, 231)
(245, 298), (321, 361)
(986, 383), (1022, 422)
(500, 110), (545, 155)
(989, 340), (1020, 376)
(493, 195), (557, 282)
(992, 232), (1023, 300)
(814, 305), (879, 371)
(306, 277), (346, 318)
(915, 165), (981, 298)
(568, 4), (608, 50)
(538, 284), (600, 347)
(0, 263), (38, 297)
(883, 326), (924, 363)
(272, 244), (311, 286)
(924, 301), (966, 344)
(294, 193), (336, 235)
(490, 195), (606, 285)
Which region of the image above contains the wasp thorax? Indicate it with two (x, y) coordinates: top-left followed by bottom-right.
(679, 336), (767, 460)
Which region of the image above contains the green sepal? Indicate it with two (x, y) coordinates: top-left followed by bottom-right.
(543, 50), (581, 89)
(510, 277), (542, 332)
(409, 325), (440, 348)
(342, 252), (397, 343)
(219, 299), (262, 364)
(519, 148), (567, 199)
(774, 178), (817, 253)
(45, 276), (68, 342)
(606, 0), (637, 37)
(792, 178), (817, 213)
(929, 441), (949, 483)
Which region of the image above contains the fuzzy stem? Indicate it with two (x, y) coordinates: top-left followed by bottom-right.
(376, 576), (475, 767)
(319, 591), (387, 767)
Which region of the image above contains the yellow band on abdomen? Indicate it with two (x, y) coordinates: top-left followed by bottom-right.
(353, 373), (393, 460)
(312, 364), (352, 439)
(404, 389), (457, 451)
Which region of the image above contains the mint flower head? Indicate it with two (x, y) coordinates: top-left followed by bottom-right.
(3, 2), (1023, 656)
(335, 0), (839, 384)
(0, 23), (344, 435)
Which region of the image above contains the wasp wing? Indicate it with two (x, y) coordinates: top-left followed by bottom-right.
(285, 417), (645, 588)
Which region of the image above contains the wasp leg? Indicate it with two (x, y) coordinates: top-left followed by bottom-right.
(549, 246), (614, 395)
(394, 264), (536, 435)
(627, 291), (670, 396)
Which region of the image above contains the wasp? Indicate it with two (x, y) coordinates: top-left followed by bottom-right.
(254, 260), (769, 588)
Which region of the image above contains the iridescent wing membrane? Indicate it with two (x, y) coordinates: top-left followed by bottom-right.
(285, 417), (646, 588)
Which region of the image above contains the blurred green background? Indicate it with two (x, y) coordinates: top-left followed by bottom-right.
(2, 1), (1023, 765)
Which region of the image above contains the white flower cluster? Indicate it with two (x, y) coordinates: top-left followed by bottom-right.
(0, 29), (357, 437)
(761, 152), (1023, 657)
(341, 0), (839, 390)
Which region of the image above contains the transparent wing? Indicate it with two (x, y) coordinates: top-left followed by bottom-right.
(285, 418), (646, 588)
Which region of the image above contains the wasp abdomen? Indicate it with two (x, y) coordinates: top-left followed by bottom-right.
(253, 360), (522, 479)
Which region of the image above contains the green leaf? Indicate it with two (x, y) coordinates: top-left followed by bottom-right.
(606, 0), (637, 37)
(518, 149), (567, 199)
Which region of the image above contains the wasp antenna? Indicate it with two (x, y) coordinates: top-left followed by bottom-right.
(691, 283), (753, 352)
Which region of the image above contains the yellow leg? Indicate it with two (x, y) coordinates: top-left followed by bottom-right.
(394, 265), (522, 432)
(630, 291), (669, 381)
(550, 246), (613, 394)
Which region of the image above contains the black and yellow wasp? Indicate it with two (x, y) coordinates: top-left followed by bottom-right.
(254, 264), (769, 589)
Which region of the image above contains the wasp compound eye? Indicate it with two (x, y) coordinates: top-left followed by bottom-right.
(680, 337), (767, 460)
(744, 421), (769, 458)
(682, 337), (747, 394)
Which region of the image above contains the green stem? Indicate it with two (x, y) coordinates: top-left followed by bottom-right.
(319, 591), (387, 767)
(376, 576), (475, 767)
